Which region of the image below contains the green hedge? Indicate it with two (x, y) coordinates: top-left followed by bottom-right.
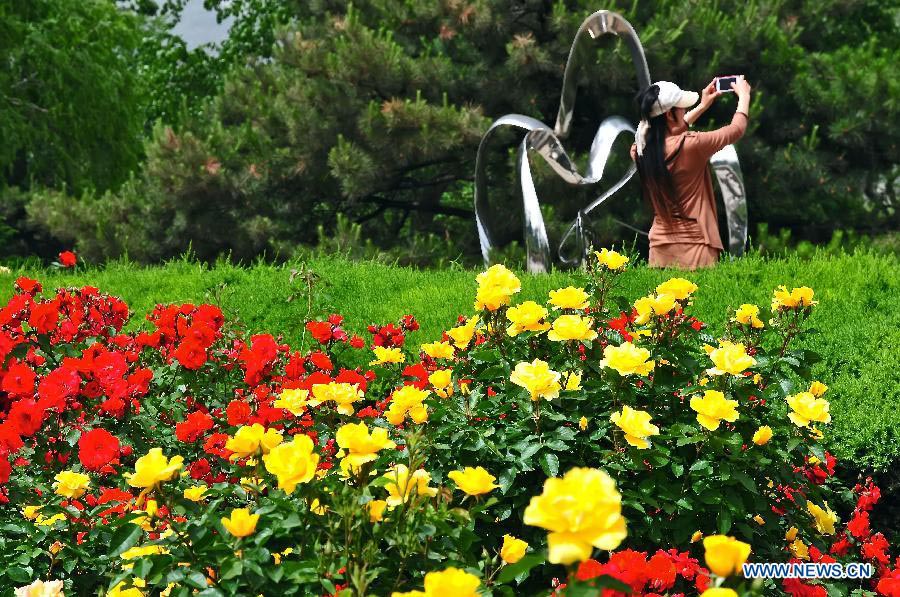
(1, 252), (898, 470)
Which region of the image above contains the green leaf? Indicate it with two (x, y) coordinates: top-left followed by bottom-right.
(220, 559), (243, 580)
(718, 507), (733, 534)
(108, 524), (143, 557)
(6, 567), (32, 583)
(496, 553), (545, 584)
(539, 452), (559, 477)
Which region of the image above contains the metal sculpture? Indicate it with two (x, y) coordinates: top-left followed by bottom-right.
(474, 10), (748, 272)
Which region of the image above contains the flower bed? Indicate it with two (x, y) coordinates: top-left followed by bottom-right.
(0, 254), (897, 596)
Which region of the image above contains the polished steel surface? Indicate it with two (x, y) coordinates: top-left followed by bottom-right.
(474, 9), (748, 271)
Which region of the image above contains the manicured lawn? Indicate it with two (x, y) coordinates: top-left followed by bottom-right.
(2, 251), (898, 470)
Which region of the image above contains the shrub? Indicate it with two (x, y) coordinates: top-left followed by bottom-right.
(0, 256), (897, 595)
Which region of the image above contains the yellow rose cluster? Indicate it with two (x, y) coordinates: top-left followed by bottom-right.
(524, 467), (627, 564)
(474, 264), (521, 311)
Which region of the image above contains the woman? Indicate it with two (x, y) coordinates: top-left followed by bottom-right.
(630, 76), (752, 269)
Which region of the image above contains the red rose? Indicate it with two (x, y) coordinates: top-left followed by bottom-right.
(647, 551), (677, 591)
(174, 340), (208, 370)
(7, 399), (44, 437)
(309, 351), (333, 372)
(0, 422), (24, 455)
(226, 400), (251, 426)
(189, 458), (211, 479)
(37, 366), (82, 411)
(306, 321), (333, 344)
(28, 300), (60, 334)
(175, 411), (214, 443)
(878, 569), (900, 597)
(14, 277), (42, 295)
(0, 456), (10, 484)
(1, 361), (36, 398)
(848, 510), (871, 540)
(59, 251), (77, 268)
(77, 428), (120, 471)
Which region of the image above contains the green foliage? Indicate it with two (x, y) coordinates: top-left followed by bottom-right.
(0, 251), (897, 473)
(0, 0), (147, 194)
(20, 0), (899, 263)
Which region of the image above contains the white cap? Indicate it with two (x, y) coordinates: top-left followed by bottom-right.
(647, 81), (699, 117)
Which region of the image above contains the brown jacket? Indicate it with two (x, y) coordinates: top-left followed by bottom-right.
(631, 111), (748, 250)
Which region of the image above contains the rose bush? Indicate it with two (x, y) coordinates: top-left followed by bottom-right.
(0, 256), (896, 596)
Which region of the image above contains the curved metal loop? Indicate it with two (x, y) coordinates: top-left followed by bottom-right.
(555, 11), (651, 138)
(474, 9), (749, 272)
(710, 145), (748, 255)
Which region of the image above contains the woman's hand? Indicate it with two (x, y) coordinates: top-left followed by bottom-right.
(700, 79), (723, 108)
(731, 75), (752, 99)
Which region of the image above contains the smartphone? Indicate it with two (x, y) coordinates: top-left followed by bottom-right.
(715, 76), (740, 92)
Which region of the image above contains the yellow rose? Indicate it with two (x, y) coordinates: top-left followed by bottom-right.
(273, 388), (310, 416)
(547, 314), (597, 342)
(786, 392), (831, 427)
(809, 381), (828, 397)
(509, 359), (561, 401)
(734, 304), (764, 328)
(335, 422), (396, 472)
(579, 416), (588, 431)
(309, 497), (327, 515)
(691, 530), (704, 543)
(633, 294), (677, 325)
(221, 508), (259, 538)
(790, 538), (810, 560)
(448, 466), (499, 496)
(446, 316), (479, 349)
(656, 277), (698, 300)
(262, 434), (319, 494)
(310, 382), (364, 416)
(370, 346), (405, 366)
(599, 342), (655, 376)
(225, 424), (283, 460)
(772, 285), (816, 310)
(120, 544), (168, 560)
(564, 371), (582, 391)
(689, 390), (739, 431)
(752, 426), (773, 445)
(183, 485), (208, 502)
(707, 340), (756, 376)
(421, 341), (455, 359)
(610, 405), (660, 449)
(523, 467), (627, 564)
(785, 526), (799, 541)
(702, 535), (751, 577)
(806, 501), (837, 535)
(500, 534), (528, 564)
(474, 264), (521, 312)
(548, 286), (590, 310)
(594, 248), (629, 270)
(506, 301), (550, 336)
(22, 505), (42, 520)
(367, 499), (388, 522)
(35, 513), (66, 527)
(385, 385), (430, 425)
(753, 515), (765, 526)
(429, 369), (453, 397)
(13, 579), (64, 597)
(124, 448), (184, 489)
(53, 470), (90, 499)
(107, 579), (145, 597)
(383, 464), (437, 506)
(391, 567), (480, 597)
(700, 590), (739, 597)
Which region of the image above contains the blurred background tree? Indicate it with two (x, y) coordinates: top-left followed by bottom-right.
(2, 0), (898, 264)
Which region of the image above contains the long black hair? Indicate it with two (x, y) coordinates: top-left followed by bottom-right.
(634, 84), (684, 224)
